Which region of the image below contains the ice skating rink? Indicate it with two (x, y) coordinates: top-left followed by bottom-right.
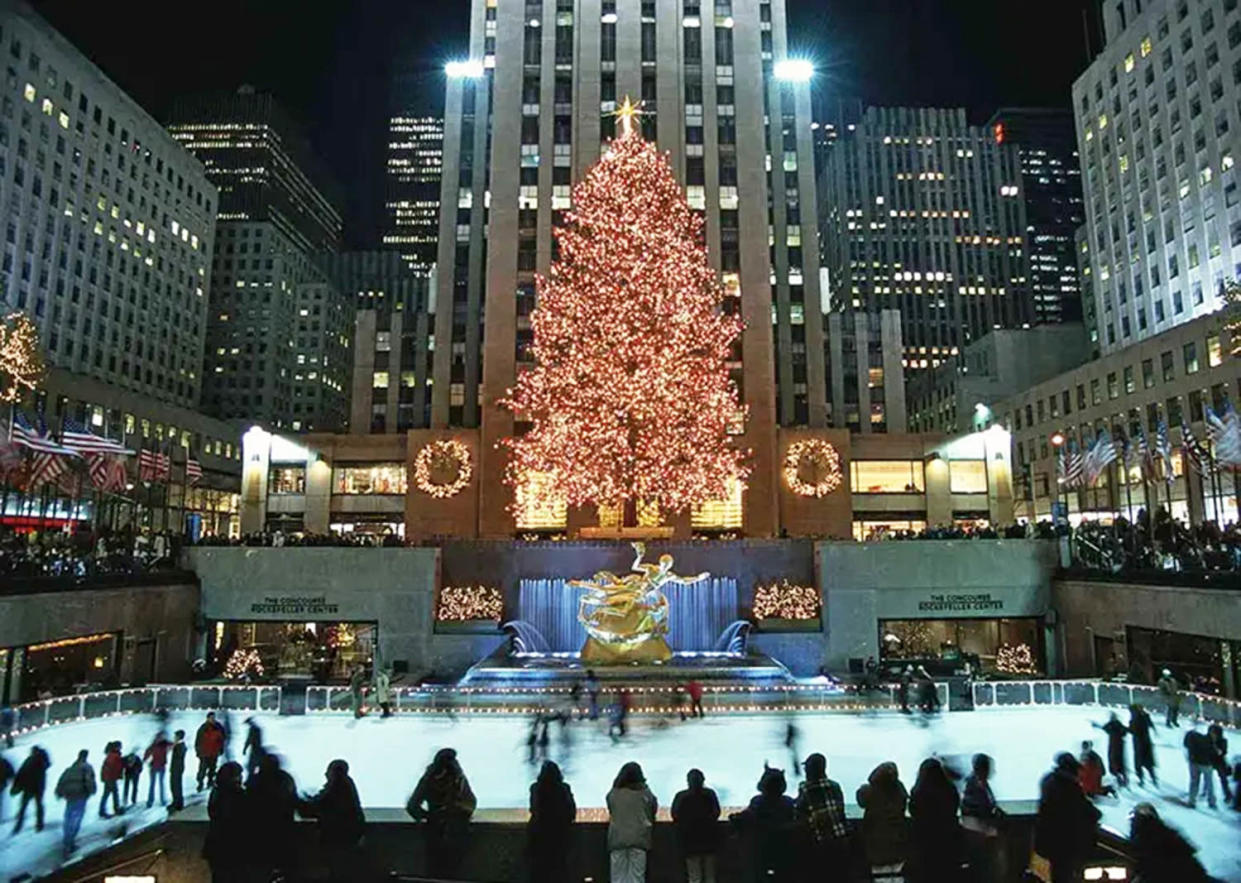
(2, 703), (1239, 880)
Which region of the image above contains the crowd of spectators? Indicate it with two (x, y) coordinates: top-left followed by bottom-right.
(0, 525), (183, 586)
(26, 711), (1210, 882)
(194, 530), (403, 548)
(1070, 508), (1241, 576)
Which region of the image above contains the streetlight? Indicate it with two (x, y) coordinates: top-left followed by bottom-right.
(1049, 432), (1066, 527)
(444, 60), (485, 79)
(774, 59), (815, 83)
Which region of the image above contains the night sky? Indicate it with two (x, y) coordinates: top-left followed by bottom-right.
(29, 0), (1098, 247)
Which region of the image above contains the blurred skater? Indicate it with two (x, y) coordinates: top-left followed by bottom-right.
(1095, 712), (1129, 788)
(1129, 705), (1158, 786)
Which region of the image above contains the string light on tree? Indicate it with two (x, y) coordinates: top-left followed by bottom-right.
(224, 648), (264, 681)
(0, 312), (45, 403)
(996, 642), (1038, 675)
(414, 439), (473, 498)
(501, 96), (749, 520)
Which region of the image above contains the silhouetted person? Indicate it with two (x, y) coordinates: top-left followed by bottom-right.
(55, 749), (96, 857)
(1129, 705), (1158, 786)
(731, 765), (796, 882)
(607, 761), (658, 883)
(909, 757), (962, 881)
(1208, 724), (1233, 803)
(242, 717), (264, 780)
(298, 759), (366, 882)
(169, 730), (187, 811)
(1096, 712), (1129, 788)
(11, 745), (50, 833)
(407, 747), (477, 878)
(1184, 725), (1218, 809)
(249, 752), (298, 879)
(673, 768), (722, 883)
(1129, 802), (1212, 883)
(1035, 753), (1100, 883)
(795, 753), (848, 873)
(856, 761), (909, 877)
(528, 760), (576, 882)
(961, 754), (1006, 883)
(203, 761), (251, 883)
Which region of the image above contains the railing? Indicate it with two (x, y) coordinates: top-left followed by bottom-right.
(972, 678), (1241, 727)
(11, 684), (281, 736)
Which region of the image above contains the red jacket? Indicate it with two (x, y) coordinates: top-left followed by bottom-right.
(101, 750), (124, 783)
(687, 682), (704, 702)
(145, 738), (170, 771)
(195, 722), (225, 759)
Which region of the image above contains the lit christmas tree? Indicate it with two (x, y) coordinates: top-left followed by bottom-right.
(502, 99), (748, 522)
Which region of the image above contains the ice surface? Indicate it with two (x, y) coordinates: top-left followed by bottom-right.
(2, 704), (1238, 880)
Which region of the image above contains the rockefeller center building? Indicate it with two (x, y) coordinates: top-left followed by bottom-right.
(435, 0), (828, 535)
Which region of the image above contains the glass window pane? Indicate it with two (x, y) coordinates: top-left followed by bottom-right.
(949, 460), (988, 493)
(850, 460), (925, 493)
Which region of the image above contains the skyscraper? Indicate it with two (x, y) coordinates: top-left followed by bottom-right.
(0, 0), (217, 409)
(1073, 0), (1241, 354)
(817, 106), (1034, 375)
(168, 88), (342, 252)
(170, 90), (353, 432)
(988, 108), (1086, 325)
(383, 115), (443, 270)
(435, 0), (825, 535)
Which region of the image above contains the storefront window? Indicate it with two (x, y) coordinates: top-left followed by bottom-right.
(333, 464), (407, 495)
(268, 465), (306, 495)
(853, 519), (927, 540)
(20, 632), (118, 700)
(948, 460), (988, 493)
(879, 617), (1042, 675)
(212, 621), (375, 683)
(330, 520), (405, 543)
(850, 460), (925, 493)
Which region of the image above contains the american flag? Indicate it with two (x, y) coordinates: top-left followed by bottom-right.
(1066, 438), (1085, 488)
(1135, 426), (1157, 479)
(138, 448), (170, 482)
(1155, 419), (1176, 484)
(11, 411), (75, 455)
(61, 417), (129, 455)
(1181, 422), (1208, 473)
(0, 421), (21, 475)
(28, 450), (70, 488)
(87, 453), (128, 492)
(185, 457), (202, 485)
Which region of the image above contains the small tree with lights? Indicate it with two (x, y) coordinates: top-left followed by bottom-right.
(0, 312), (44, 404)
(502, 99), (748, 524)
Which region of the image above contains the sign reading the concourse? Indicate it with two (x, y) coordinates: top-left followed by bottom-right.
(916, 593), (1005, 613)
(250, 596), (341, 616)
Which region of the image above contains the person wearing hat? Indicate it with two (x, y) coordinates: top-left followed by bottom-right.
(1157, 669), (1182, 727)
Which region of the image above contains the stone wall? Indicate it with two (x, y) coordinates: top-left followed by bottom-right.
(0, 581), (200, 686)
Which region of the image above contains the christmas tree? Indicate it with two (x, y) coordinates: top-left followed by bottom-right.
(502, 100), (748, 521)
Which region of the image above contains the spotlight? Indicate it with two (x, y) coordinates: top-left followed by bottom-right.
(774, 59), (814, 82)
(445, 59), (485, 79)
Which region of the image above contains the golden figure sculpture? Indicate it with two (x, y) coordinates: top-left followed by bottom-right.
(572, 541), (708, 664)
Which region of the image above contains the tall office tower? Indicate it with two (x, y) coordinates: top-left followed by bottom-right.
(988, 108), (1086, 325)
(0, 0), (217, 409)
(436, 0), (825, 536)
(383, 115), (443, 270)
(317, 250), (435, 432)
(1073, 0), (1241, 355)
(170, 90), (352, 432)
(818, 107), (1034, 376)
(168, 87), (342, 252)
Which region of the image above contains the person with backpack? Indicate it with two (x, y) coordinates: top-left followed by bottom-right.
(55, 749), (96, 856)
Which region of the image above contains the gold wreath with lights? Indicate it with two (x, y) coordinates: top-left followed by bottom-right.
(783, 439), (843, 497)
(414, 439), (472, 498)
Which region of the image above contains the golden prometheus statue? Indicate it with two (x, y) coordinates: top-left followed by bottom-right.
(571, 541), (708, 665)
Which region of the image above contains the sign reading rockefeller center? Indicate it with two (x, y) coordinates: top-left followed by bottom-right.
(250, 596), (340, 616)
(916, 592), (1005, 613)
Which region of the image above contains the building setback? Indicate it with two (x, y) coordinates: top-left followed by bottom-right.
(818, 106), (1034, 376)
(0, 0), (217, 410)
(317, 250), (435, 433)
(1073, 0), (1241, 355)
(383, 115), (443, 271)
(987, 108), (1086, 326)
(169, 90), (352, 433)
(436, 0), (827, 535)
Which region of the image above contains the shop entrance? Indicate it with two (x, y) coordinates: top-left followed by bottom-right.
(879, 617), (1045, 677)
(1127, 625), (1239, 697)
(16, 632), (119, 701)
(210, 620), (377, 684)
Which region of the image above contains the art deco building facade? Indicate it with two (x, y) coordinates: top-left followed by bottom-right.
(169, 90), (352, 432)
(0, 0), (217, 410)
(436, 0), (827, 535)
(383, 115), (443, 270)
(818, 107), (1034, 376)
(1074, 0), (1241, 355)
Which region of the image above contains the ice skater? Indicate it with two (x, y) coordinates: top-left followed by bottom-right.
(1094, 712), (1129, 788)
(1129, 704), (1158, 786)
(1157, 669), (1181, 727)
(1078, 740), (1115, 798)
(194, 711), (226, 792)
(55, 749), (96, 857)
(1184, 724), (1218, 809)
(349, 666), (366, 719)
(898, 666), (913, 714)
(916, 666), (939, 716)
(784, 716), (801, 776)
(121, 744), (142, 806)
(687, 680), (705, 719)
(0, 703), (13, 748)
(99, 741), (124, 818)
(169, 730), (187, 811)
(243, 716), (265, 779)
(11, 745), (50, 833)
(1208, 724), (1233, 804)
(145, 731), (170, 807)
(585, 670), (601, 721)
(374, 667), (393, 718)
